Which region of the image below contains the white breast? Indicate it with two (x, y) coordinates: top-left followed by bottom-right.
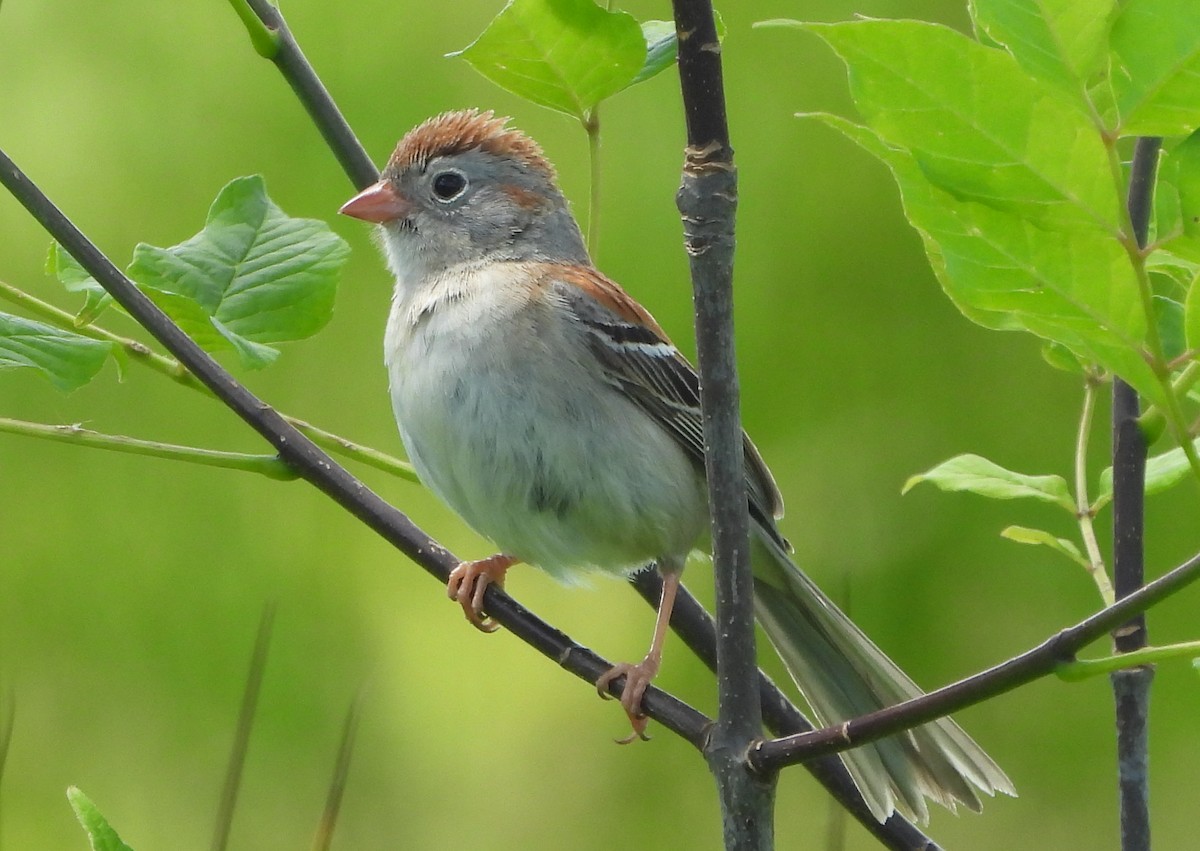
(383, 263), (707, 582)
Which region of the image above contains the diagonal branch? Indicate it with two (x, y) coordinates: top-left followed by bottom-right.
(0, 144), (708, 750)
(630, 572), (941, 850)
(750, 545), (1200, 773)
(227, 3), (938, 846)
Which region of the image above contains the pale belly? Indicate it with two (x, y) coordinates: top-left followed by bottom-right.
(385, 293), (707, 582)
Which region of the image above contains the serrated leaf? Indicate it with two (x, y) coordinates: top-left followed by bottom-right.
(46, 243), (113, 325)
(903, 453), (1076, 510)
(1001, 525), (1089, 567)
(1098, 436), (1200, 503)
(0, 313), (112, 391)
(67, 787), (135, 851)
(451, 0), (646, 119)
(806, 112), (1161, 404)
(126, 175), (346, 370)
(1109, 0), (1200, 136)
(807, 19), (1122, 232)
(969, 0), (1114, 100)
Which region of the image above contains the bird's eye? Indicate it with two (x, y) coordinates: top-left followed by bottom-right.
(431, 170), (467, 202)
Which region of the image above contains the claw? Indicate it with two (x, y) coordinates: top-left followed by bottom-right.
(595, 658), (659, 743)
(446, 554), (517, 633)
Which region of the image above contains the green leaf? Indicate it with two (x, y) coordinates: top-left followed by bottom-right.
(903, 453), (1076, 511)
(1001, 525), (1089, 567)
(969, 0), (1115, 100)
(630, 13), (726, 87)
(46, 243), (112, 326)
(1109, 0), (1200, 136)
(1098, 436), (1200, 502)
(632, 20), (679, 87)
(807, 112), (1161, 404)
(1154, 295), (1186, 360)
(451, 0), (646, 119)
(1161, 130), (1200, 266)
(68, 787), (135, 851)
(0, 313), (112, 391)
(1040, 340), (1086, 373)
(806, 19), (1122, 232)
(127, 176), (346, 370)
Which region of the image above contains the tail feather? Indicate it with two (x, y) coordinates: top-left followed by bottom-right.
(751, 529), (1015, 823)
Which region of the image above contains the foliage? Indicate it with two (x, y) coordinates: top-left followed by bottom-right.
(766, 0), (1200, 602)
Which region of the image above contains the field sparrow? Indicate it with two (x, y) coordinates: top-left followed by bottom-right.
(340, 109), (1013, 822)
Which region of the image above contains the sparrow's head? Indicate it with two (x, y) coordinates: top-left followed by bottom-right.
(340, 110), (588, 277)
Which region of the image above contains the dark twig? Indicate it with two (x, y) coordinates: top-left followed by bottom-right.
(630, 573), (941, 850)
(671, 0), (774, 848)
(234, 0), (378, 188)
(0, 143), (708, 752)
(751, 545), (1200, 773)
(238, 0), (931, 840)
(1110, 134), (1161, 851)
(212, 604), (276, 851)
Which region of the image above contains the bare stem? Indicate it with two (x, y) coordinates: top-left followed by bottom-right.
(750, 543), (1200, 773)
(1074, 377), (1116, 605)
(1058, 640), (1200, 681)
(0, 279), (417, 481)
(671, 0), (773, 847)
(0, 417), (297, 480)
(584, 109), (602, 258)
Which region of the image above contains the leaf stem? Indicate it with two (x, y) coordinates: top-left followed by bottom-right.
(226, 0), (281, 59)
(1075, 377), (1116, 605)
(1057, 640), (1200, 682)
(0, 279), (417, 481)
(584, 108), (602, 258)
(0, 417), (298, 480)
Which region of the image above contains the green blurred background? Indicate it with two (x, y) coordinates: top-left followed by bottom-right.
(2, 1), (1197, 848)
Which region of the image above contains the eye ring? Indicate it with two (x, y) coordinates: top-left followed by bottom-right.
(431, 169), (468, 202)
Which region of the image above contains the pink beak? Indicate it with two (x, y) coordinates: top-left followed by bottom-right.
(339, 180), (411, 223)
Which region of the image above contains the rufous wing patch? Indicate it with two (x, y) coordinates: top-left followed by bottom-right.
(549, 264), (672, 342)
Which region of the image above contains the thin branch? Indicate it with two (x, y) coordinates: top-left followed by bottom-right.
(0, 279), (418, 481)
(1109, 134), (1161, 851)
(0, 142), (711, 757)
(225, 3), (934, 845)
(232, 0), (377, 189)
(1074, 376), (1115, 605)
(750, 544), (1200, 773)
(583, 109), (602, 258)
(0, 417), (298, 480)
(1058, 640), (1200, 681)
(630, 573), (941, 851)
(671, 1), (773, 848)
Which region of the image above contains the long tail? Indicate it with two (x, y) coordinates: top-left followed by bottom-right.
(751, 528), (1015, 823)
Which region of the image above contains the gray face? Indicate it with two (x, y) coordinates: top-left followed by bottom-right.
(384, 149), (589, 271)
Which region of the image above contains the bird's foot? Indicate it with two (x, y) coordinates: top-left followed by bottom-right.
(446, 554), (517, 633)
(595, 655), (661, 744)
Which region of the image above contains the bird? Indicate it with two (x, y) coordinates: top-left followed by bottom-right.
(339, 108), (1014, 823)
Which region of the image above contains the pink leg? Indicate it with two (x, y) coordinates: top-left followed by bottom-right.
(595, 570), (682, 743)
(446, 554), (519, 633)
